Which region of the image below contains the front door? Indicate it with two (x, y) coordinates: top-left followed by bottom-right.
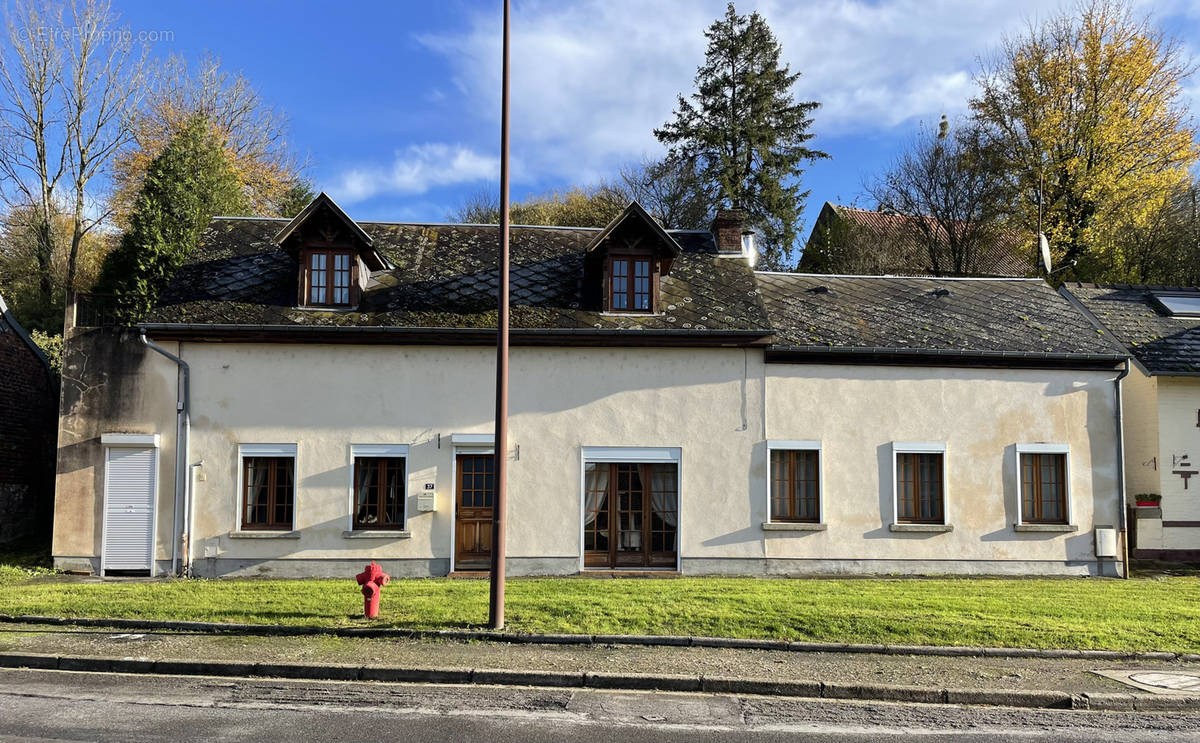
(455, 453), (495, 571)
(102, 446), (157, 575)
(584, 462), (678, 569)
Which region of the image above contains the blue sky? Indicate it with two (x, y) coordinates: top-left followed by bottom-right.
(115, 0), (1200, 237)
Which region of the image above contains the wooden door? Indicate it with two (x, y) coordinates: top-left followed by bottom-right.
(455, 454), (495, 570)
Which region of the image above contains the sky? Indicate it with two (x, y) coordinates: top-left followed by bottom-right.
(113, 0), (1200, 238)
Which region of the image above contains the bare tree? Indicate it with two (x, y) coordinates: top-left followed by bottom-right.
(867, 116), (1012, 276)
(0, 0), (145, 306)
(614, 157), (715, 230)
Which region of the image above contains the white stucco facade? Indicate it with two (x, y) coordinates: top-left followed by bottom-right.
(54, 337), (1126, 577)
(1124, 369), (1200, 556)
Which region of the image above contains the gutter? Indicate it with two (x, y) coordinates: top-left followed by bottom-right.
(137, 323), (774, 347)
(1114, 359), (1130, 579)
(764, 345), (1127, 371)
(139, 332), (190, 577)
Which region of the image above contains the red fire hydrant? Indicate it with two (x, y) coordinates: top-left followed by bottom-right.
(356, 561), (390, 619)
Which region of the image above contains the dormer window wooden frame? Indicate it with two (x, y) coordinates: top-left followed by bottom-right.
(587, 201), (681, 316)
(607, 253), (658, 313)
(274, 192), (388, 312)
(301, 248), (357, 308)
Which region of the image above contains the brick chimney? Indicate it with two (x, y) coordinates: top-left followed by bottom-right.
(710, 209), (747, 252)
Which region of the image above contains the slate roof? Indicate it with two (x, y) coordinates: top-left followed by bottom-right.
(812, 204), (1036, 278)
(756, 273), (1121, 357)
(1062, 284), (1200, 374)
(139, 214), (1121, 365)
(147, 218), (771, 333)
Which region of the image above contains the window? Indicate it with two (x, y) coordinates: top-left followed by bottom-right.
(892, 444), (946, 524)
(242, 457), (294, 530)
(305, 250), (354, 306)
(609, 256), (653, 312)
(353, 457), (406, 529)
(581, 447), (680, 570)
(1016, 445), (1070, 526)
(1151, 292), (1200, 317)
(769, 446), (820, 523)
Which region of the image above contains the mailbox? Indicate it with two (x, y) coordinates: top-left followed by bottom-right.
(417, 493), (436, 512)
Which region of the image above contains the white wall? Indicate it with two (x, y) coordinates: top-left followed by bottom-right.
(59, 339), (1123, 576)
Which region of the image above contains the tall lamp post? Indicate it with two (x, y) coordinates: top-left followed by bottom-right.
(489, 0), (511, 630)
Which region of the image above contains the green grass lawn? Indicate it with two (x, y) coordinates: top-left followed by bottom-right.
(1, 568), (1198, 652)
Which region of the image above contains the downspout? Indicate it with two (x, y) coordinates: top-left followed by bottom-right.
(140, 332), (189, 577)
(1114, 359), (1130, 579)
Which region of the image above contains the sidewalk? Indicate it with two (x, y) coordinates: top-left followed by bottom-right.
(1, 621), (1198, 711)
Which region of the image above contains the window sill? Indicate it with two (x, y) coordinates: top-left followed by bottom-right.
(890, 523), (953, 533)
(1013, 523), (1078, 533)
(762, 522), (827, 531)
(342, 530), (411, 539)
(229, 531), (300, 539)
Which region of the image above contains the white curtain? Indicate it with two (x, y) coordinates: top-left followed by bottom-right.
(650, 463), (678, 528)
(355, 460), (374, 524)
(583, 463), (609, 527)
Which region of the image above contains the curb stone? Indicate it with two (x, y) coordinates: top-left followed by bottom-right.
(1, 652), (1197, 712)
(0, 614), (1193, 663)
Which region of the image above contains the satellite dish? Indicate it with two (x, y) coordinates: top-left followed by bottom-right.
(1038, 233), (1051, 274)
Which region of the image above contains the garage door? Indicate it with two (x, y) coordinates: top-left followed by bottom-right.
(102, 445), (157, 575)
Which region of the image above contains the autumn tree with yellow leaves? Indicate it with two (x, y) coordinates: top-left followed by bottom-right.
(971, 0), (1199, 282)
(109, 52), (309, 227)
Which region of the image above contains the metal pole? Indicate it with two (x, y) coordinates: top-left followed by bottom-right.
(488, 0), (511, 630)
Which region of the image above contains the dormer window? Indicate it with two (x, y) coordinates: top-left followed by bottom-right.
(305, 250), (354, 306)
(585, 202), (681, 316)
(610, 256), (653, 312)
(274, 192), (388, 311)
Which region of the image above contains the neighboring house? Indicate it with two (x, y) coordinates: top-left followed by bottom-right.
(1062, 283), (1200, 562)
(800, 202), (1036, 278)
(53, 194), (1128, 578)
(0, 293), (57, 546)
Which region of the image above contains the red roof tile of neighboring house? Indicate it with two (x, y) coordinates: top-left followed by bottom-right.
(806, 203), (1036, 278)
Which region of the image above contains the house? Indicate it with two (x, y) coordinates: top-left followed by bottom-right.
(799, 202), (1035, 277)
(0, 292), (57, 546)
(52, 195), (1129, 578)
(1061, 283), (1200, 562)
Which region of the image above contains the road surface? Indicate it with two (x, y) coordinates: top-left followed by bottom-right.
(0, 668), (1197, 741)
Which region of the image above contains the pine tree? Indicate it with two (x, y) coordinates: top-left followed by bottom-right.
(655, 3), (827, 270)
(95, 115), (246, 321)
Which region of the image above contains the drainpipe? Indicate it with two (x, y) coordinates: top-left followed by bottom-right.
(140, 332), (189, 577)
(1113, 359), (1130, 579)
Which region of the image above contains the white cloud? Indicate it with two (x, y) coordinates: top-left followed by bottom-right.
(416, 0), (1060, 183)
(331, 143), (500, 204)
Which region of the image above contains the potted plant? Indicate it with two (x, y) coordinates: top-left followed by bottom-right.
(1135, 493), (1162, 507)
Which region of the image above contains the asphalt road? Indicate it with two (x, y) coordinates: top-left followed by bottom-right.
(0, 668), (1198, 742)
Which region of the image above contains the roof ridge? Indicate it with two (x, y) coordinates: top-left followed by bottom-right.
(754, 271), (1042, 282)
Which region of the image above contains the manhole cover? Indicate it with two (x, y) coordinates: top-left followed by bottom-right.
(1128, 672), (1200, 691)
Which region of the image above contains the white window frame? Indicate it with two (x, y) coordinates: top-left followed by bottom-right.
(891, 442), (948, 526)
(236, 443), (298, 533)
(348, 444), (410, 533)
(579, 446), (682, 572)
(765, 440), (824, 524)
(1014, 443), (1073, 526)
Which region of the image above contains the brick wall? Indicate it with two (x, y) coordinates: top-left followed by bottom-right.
(0, 312), (56, 545)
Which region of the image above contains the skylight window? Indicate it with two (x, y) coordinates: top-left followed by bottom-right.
(1152, 293), (1200, 317)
